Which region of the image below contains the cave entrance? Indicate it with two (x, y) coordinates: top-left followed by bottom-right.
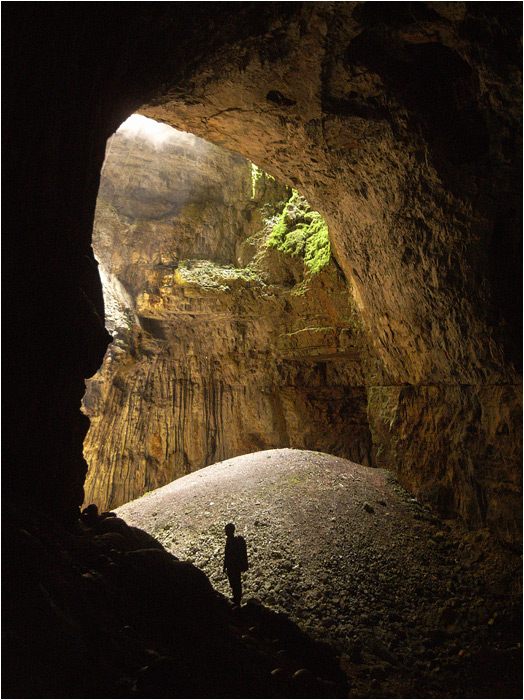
(82, 115), (374, 510)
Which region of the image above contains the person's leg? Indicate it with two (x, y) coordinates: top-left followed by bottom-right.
(236, 571), (242, 605)
(228, 569), (242, 605)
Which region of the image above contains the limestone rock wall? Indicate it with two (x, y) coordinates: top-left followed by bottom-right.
(138, 3), (522, 542)
(368, 384), (522, 544)
(5, 4), (521, 541)
(83, 121), (372, 509)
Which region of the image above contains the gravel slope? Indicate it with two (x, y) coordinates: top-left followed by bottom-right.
(117, 448), (522, 698)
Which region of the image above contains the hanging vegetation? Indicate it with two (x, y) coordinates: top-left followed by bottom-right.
(267, 190), (331, 274)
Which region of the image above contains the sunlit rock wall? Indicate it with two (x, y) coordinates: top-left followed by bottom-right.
(83, 119), (372, 509)
(6, 3), (520, 541)
(139, 3), (522, 542)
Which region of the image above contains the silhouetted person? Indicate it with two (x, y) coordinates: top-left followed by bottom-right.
(223, 523), (248, 606)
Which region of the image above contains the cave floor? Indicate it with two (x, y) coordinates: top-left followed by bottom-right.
(4, 450), (521, 699)
(118, 449), (523, 699)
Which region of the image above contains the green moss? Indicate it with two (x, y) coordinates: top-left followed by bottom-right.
(267, 190), (330, 273)
(251, 163), (276, 198)
(175, 260), (264, 290)
(280, 326), (336, 338)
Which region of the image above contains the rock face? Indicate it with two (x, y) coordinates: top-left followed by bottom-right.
(4, 4), (521, 536)
(83, 118), (373, 509)
(3, 5), (522, 700)
(138, 4), (522, 543)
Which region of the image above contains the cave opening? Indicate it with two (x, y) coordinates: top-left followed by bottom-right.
(4, 4), (522, 699)
(83, 114), (374, 511)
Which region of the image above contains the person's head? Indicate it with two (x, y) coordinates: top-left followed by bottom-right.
(225, 523), (235, 537)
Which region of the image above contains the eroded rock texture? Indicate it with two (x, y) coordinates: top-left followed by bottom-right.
(83, 119), (372, 509)
(138, 3), (522, 542)
(3, 4), (522, 699)
(4, 4), (521, 541)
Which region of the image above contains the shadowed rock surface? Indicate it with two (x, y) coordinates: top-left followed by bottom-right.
(139, 3), (522, 543)
(3, 4), (522, 699)
(3, 495), (347, 699)
(117, 448), (522, 698)
(4, 1), (521, 535)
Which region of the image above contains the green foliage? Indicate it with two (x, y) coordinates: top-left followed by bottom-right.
(280, 326), (336, 338)
(251, 163), (262, 198)
(175, 260), (264, 291)
(251, 163), (276, 198)
(267, 190), (330, 274)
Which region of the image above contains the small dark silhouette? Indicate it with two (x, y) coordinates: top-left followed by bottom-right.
(80, 503), (117, 530)
(223, 523), (248, 606)
(80, 503), (100, 528)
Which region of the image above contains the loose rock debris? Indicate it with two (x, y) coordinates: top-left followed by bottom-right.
(118, 448), (522, 698)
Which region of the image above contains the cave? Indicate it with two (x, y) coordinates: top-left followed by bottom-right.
(83, 113), (374, 510)
(3, 4), (522, 698)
